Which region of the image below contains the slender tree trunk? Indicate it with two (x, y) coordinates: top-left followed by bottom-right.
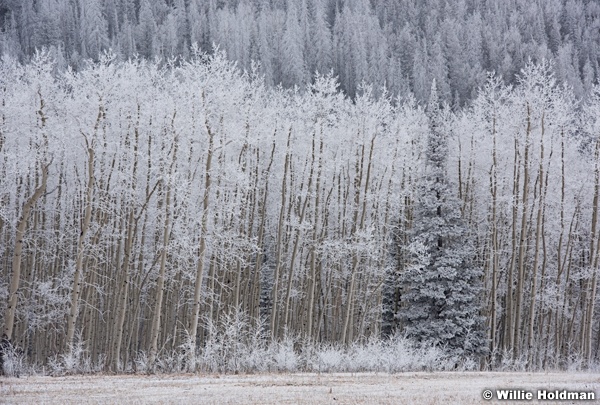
(489, 113), (499, 358)
(270, 129), (291, 340)
(188, 116), (214, 369)
(307, 134), (323, 341)
(4, 161), (50, 340)
(584, 139), (600, 364)
(252, 141), (275, 321)
(342, 145), (365, 345)
(284, 141), (314, 333)
(111, 209), (135, 371)
(504, 136), (520, 353)
(552, 131), (568, 366)
(343, 135), (374, 344)
(66, 139), (94, 350)
(149, 130), (177, 367)
(513, 105), (531, 359)
(527, 113), (545, 362)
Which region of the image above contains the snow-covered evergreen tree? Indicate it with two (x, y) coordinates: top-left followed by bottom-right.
(399, 80), (487, 357)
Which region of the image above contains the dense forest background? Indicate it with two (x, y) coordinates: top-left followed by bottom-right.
(1, 0), (600, 375)
(1, 0), (600, 103)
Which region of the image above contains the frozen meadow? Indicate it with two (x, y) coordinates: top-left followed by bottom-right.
(2, 372), (599, 404)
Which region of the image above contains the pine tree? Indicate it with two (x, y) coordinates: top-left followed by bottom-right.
(137, 0), (158, 59)
(399, 80), (487, 358)
(281, 1), (306, 88)
(79, 0), (109, 61)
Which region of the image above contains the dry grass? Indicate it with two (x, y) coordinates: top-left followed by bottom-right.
(1, 372), (599, 404)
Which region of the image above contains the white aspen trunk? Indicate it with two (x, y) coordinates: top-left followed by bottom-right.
(283, 140), (314, 333)
(342, 146), (364, 345)
(552, 131), (567, 365)
(233, 137), (250, 312)
(513, 105), (531, 359)
(527, 113), (545, 361)
(504, 136), (520, 353)
(188, 116), (213, 370)
(537, 144), (552, 367)
(66, 139), (94, 350)
(148, 186), (172, 367)
(252, 141), (275, 321)
(112, 210), (135, 371)
(149, 131), (177, 367)
(4, 162), (50, 340)
(343, 135), (374, 344)
(584, 139), (600, 364)
(489, 113), (499, 356)
(270, 129), (291, 340)
(307, 134), (323, 341)
(557, 208), (579, 363)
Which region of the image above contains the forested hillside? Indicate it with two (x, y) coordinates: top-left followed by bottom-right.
(0, 0), (599, 375)
(0, 0), (599, 103)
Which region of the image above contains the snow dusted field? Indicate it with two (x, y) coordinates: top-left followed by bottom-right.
(1, 372), (598, 404)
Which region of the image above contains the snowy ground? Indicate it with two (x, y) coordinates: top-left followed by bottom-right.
(1, 372), (598, 404)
